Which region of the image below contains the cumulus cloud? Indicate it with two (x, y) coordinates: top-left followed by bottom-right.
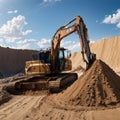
(11, 43), (31, 50)
(15, 39), (36, 49)
(40, 0), (62, 7)
(0, 15), (32, 42)
(60, 40), (80, 51)
(0, 38), (3, 46)
(37, 38), (81, 52)
(102, 9), (120, 28)
(8, 10), (18, 14)
(17, 39), (36, 45)
(16, 43), (31, 49)
(90, 40), (95, 44)
(61, 40), (75, 47)
(117, 22), (120, 28)
(67, 44), (79, 51)
(37, 38), (51, 48)
(43, 0), (61, 2)
(0, 38), (6, 47)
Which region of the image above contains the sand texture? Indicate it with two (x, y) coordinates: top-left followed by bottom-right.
(71, 36), (120, 73)
(53, 60), (120, 108)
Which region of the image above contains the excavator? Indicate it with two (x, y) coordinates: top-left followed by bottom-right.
(10, 16), (96, 93)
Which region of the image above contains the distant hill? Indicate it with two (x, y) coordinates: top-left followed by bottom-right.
(0, 47), (37, 78)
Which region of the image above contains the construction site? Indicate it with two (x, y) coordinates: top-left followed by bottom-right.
(0, 16), (120, 120)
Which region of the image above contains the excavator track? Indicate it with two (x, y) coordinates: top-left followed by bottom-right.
(6, 73), (78, 94)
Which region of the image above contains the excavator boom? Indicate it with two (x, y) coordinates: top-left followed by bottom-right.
(51, 16), (96, 72)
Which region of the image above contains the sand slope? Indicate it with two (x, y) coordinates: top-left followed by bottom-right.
(53, 60), (120, 108)
(71, 36), (120, 73)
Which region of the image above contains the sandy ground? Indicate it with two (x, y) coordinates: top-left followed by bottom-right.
(1, 94), (120, 120)
(0, 60), (120, 120)
(0, 36), (120, 120)
(0, 95), (45, 120)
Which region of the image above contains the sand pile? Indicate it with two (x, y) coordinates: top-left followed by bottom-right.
(57, 60), (120, 107)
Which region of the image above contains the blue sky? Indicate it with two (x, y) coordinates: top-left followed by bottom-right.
(0, 0), (120, 52)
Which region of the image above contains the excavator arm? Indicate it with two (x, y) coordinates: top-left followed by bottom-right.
(51, 16), (96, 72)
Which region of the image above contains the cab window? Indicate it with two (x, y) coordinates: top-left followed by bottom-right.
(59, 50), (64, 59)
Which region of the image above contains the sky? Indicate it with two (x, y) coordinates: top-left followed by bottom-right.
(0, 0), (120, 52)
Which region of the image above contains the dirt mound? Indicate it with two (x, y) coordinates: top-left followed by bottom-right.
(56, 60), (120, 107)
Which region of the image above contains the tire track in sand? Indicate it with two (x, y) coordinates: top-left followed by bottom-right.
(0, 95), (45, 120)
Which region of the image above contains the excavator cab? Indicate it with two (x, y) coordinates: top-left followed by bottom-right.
(39, 50), (50, 64)
(58, 48), (72, 71)
(38, 48), (72, 72)
(25, 48), (72, 76)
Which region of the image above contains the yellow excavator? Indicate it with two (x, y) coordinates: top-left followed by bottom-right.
(13, 16), (96, 92)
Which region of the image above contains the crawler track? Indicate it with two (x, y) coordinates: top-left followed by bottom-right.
(5, 73), (78, 94)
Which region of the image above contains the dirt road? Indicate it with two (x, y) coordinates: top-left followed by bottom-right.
(0, 94), (88, 120)
(1, 95), (120, 120)
(0, 95), (45, 120)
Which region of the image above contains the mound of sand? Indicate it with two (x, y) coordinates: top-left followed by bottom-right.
(71, 36), (120, 73)
(56, 60), (120, 107)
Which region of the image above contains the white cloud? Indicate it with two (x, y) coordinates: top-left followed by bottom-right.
(0, 15), (32, 42)
(37, 38), (80, 52)
(0, 38), (6, 47)
(103, 15), (112, 23)
(0, 38), (3, 46)
(15, 39), (36, 49)
(16, 43), (31, 49)
(11, 43), (31, 50)
(117, 22), (120, 28)
(90, 40), (95, 44)
(43, 0), (61, 2)
(17, 39), (36, 45)
(68, 44), (79, 51)
(40, 0), (61, 7)
(61, 40), (75, 47)
(60, 40), (80, 51)
(102, 9), (120, 28)
(37, 38), (51, 48)
(8, 10), (18, 14)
